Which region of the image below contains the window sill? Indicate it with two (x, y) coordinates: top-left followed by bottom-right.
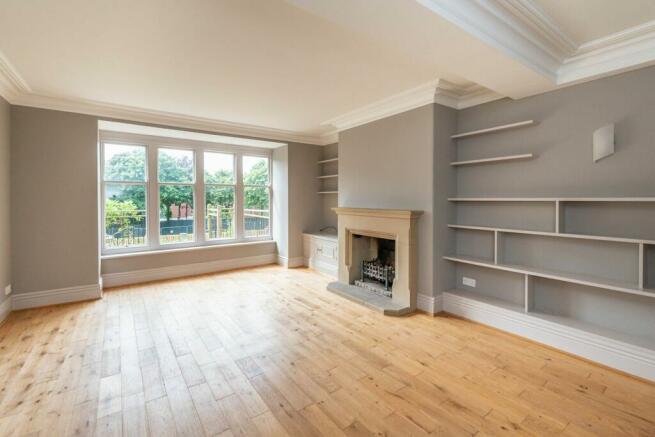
(101, 239), (275, 260)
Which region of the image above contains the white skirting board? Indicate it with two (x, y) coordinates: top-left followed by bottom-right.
(304, 257), (338, 277)
(442, 291), (655, 381)
(12, 283), (103, 310)
(102, 253), (277, 288)
(0, 297), (12, 324)
(416, 293), (443, 315)
(277, 255), (305, 268)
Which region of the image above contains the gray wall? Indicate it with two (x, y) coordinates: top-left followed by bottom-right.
(287, 143), (322, 259)
(101, 241), (276, 274)
(456, 66), (655, 197)
(11, 106), (100, 294)
(272, 145), (289, 258)
(433, 104), (457, 297)
(339, 105), (435, 295)
(0, 97), (10, 304)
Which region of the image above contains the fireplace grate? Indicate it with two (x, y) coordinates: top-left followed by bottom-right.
(361, 259), (395, 291)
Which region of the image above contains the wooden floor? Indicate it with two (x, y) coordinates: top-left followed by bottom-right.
(0, 266), (653, 436)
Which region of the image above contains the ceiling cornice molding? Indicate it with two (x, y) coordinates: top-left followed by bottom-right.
(560, 27), (655, 84)
(321, 79), (502, 132)
(416, 0), (561, 82)
(419, 0), (655, 87)
(576, 20), (655, 55)
(0, 51), (31, 101)
(322, 80), (440, 131)
(8, 91), (336, 146)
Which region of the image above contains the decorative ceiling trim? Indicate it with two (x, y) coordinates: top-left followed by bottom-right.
(576, 20), (655, 55)
(560, 29), (655, 84)
(416, 0), (561, 82)
(419, 0), (655, 87)
(10, 91), (335, 145)
(321, 79), (502, 132)
(0, 51), (31, 101)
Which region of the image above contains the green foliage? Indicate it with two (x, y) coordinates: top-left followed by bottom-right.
(105, 199), (142, 237)
(243, 160), (269, 211)
(105, 150), (270, 221)
(104, 149), (145, 182)
(159, 151), (193, 183)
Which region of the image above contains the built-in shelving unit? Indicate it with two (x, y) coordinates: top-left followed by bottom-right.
(451, 120), (535, 139)
(447, 117), (655, 380)
(450, 153), (533, 167)
(317, 152), (338, 194)
(446, 195), (655, 375)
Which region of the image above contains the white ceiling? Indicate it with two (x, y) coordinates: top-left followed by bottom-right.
(0, 0), (654, 144)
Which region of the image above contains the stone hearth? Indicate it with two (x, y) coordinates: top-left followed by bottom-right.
(327, 208), (423, 316)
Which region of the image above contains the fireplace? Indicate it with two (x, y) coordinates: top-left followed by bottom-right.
(352, 234), (395, 297)
(328, 208), (423, 316)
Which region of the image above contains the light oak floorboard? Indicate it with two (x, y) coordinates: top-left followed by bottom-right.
(0, 265), (652, 436)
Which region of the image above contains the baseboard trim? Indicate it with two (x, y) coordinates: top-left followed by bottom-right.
(416, 293), (443, 315)
(305, 257), (338, 277)
(443, 291), (655, 381)
(0, 297), (12, 324)
(102, 253), (277, 288)
(277, 255), (305, 268)
(12, 283), (102, 310)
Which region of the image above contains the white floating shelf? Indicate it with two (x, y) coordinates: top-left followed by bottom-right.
(318, 191), (338, 194)
(448, 197), (655, 202)
(317, 174), (338, 179)
(443, 255), (654, 299)
(450, 153), (533, 167)
(448, 224), (655, 245)
(451, 120), (535, 139)
(317, 158), (338, 164)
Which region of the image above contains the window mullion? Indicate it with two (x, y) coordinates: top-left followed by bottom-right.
(148, 145), (159, 250)
(196, 150), (205, 244)
(236, 154), (245, 240)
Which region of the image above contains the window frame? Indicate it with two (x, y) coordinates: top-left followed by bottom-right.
(242, 154), (273, 240)
(99, 131), (273, 256)
(203, 151), (237, 242)
(100, 141), (149, 254)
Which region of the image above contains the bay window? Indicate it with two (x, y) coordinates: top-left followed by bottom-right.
(100, 133), (272, 254)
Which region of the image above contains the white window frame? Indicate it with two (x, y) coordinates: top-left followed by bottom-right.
(203, 150), (236, 242)
(100, 131), (273, 255)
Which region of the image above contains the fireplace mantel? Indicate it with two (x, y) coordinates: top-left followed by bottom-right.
(328, 207), (423, 315)
(332, 207), (423, 220)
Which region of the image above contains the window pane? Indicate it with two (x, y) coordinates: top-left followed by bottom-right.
(205, 186), (235, 240)
(244, 187), (270, 238)
(158, 148), (194, 183)
(243, 156), (269, 185)
(204, 152), (234, 184)
(160, 185), (194, 244)
(104, 183), (147, 248)
(104, 144), (146, 182)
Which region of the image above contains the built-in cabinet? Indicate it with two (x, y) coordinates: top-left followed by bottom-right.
(303, 233), (338, 277)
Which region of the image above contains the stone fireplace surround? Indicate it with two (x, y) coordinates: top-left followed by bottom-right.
(327, 208), (423, 316)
